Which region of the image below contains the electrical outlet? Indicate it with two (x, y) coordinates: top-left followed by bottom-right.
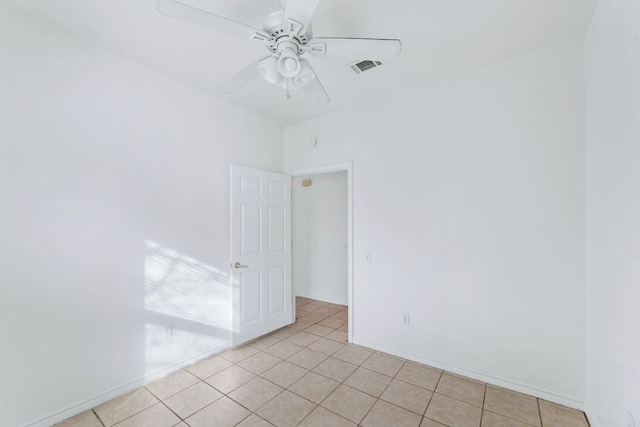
(163, 323), (173, 338)
(628, 411), (635, 427)
(402, 313), (410, 325)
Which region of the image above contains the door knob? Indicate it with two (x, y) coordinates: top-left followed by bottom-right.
(234, 262), (249, 269)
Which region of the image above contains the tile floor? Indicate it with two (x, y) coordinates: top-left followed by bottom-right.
(56, 297), (590, 427)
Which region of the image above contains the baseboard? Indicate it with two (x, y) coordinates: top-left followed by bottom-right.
(23, 341), (230, 427)
(585, 409), (600, 427)
(295, 291), (347, 306)
(352, 337), (586, 412)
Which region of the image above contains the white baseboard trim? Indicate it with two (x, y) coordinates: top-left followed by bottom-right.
(585, 409), (600, 427)
(295, 291), (347, 306)
(352, 337), (586, 412)
(23, 341), (230, 427)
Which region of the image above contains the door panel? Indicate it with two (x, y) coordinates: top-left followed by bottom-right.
(231, 165), (292, 345)
(268, 267), (286, 315)
(241, 204), (261, 255)
(268, 180), (285, 196)
(268, 206), (285, 252)
(241, 270), (261, 324)
(240, 175), (261, 194)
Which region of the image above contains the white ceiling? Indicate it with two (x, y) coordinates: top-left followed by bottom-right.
(1, 0), (598, 125)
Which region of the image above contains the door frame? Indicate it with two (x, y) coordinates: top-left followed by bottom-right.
(289, 162), (353, 343)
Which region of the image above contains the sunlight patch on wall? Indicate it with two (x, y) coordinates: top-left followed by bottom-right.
(145, 240), (231, 330)
(144, 241), (232, 375)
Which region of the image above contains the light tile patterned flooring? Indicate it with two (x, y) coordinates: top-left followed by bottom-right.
(56, 297), (590, 427)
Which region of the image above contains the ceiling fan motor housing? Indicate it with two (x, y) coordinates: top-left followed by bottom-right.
(262, 11), (312, 54)
(256, 11), (317, 86)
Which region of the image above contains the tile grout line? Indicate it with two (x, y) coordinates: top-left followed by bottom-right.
(312, 348), (425, 424)
(278, 302), (355, 425)
(246, 332), (339, 423)
(92, 409), (106, 427)
(99, 389), (160, 427)
(314, 350), (373, 426)
(423, 367), (445, 422)
(482, 409), (540, 427)
(478, 381), (487, 427)
(537, 397), (543, 427)
(150, 385), (191, 425)
(195, 306), (347, 426)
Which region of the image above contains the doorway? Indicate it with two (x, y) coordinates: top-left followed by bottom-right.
(291, 163), (353, 342)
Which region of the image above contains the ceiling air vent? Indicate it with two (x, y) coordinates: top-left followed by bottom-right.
(350, 60), (383, 74)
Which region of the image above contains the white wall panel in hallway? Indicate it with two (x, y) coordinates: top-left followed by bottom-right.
(293, 171), (348, 305)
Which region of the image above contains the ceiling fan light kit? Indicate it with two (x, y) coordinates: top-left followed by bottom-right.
(295, 59), (315, 87)
(157, 0), (402, 107)
(257, 56), (280, 85)
(276, 42), (302, 78)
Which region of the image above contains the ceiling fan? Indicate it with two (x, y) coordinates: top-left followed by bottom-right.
(157, 0), (402, 107)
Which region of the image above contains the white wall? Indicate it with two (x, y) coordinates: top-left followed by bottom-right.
(285, 40), (586, 406)
(585, 0), (640, 425)
(293, 171), (348, 305)
(0, 6), (283, 427)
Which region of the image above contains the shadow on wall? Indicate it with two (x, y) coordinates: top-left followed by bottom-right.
(143, 241), (232, 375)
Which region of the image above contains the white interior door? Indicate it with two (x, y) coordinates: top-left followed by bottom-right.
(230, 165), (293, 346)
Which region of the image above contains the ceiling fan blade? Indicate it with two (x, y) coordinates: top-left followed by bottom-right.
(220, 57), (269, 93)
(157, 0), (261, 39)
(282, 0), (320, 35)
(301, 66), (330, 108)
(309, 38), (402, 62)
